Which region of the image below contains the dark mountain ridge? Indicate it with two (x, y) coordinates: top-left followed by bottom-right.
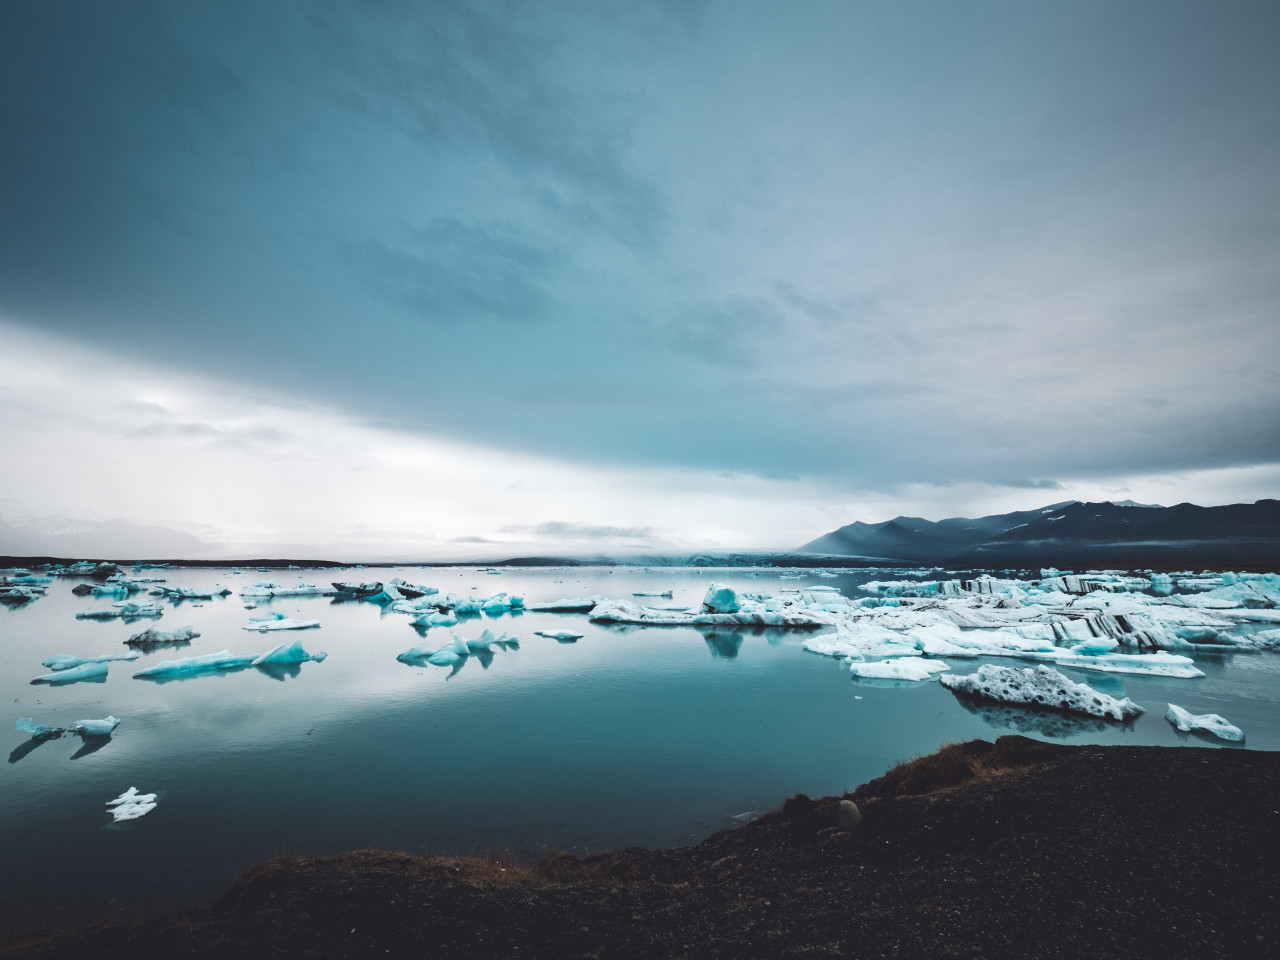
(800, 498), (1280, 569)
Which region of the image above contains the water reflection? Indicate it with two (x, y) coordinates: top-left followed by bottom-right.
(950, 693), (1114, 739)
(702, 632), (743, 660)
(255, 661), (303, 682)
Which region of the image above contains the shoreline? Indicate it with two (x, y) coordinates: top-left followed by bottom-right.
(6, 737), (1278, 958)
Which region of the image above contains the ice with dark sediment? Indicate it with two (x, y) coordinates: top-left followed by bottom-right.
(126, 625), (200, 649)
(76, 600), (164, 620)
(940, 664), (1144, 720)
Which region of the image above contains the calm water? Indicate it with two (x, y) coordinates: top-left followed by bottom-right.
(2, 566), (1278, 933)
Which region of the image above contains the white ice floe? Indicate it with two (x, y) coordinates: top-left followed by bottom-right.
(239, 580), (330, 598)
(590, 597), (828, 628)
(1165, 703), (1244, 741)
(41, 652), (139, 671)
(107, 786), (157, 822)
(30, 661), (110, 684)
(633, 590), (674, 598)
(70, 716), (121, 737)
(940, 664), (1145, 720)
(849, 657), (951, 681)
(243, 612), (321, 631)
(525, 596), (604, 612)
(535, 629), (583, 641)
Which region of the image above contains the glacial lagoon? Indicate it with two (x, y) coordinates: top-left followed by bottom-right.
(3, 565), (1279, 933)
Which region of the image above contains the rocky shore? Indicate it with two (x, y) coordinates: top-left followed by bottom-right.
(5, 737), (1277, 959)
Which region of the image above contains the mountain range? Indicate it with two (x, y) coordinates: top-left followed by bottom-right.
(799, 499), (1280, 569)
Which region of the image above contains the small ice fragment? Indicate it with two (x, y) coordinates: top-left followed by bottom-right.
(70, 716), (120, 737)
(106, 786), (157, 822)
(535, 630), (583, 641)
(1165, 703), (1244, 742)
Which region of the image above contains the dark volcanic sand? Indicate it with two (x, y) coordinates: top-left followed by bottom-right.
(4, 737), (1277, 959)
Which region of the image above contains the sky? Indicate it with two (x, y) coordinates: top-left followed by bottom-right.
(2, 0), (1278, 560)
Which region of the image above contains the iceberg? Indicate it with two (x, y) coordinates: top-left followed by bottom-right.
(107, 786), (157, 822)
(239, 580), (331, 598)
(1165, 704), (1244, 742)
(70, 716), (120, 737)
(252, 639), (327, 665)
(126, 625), (200, 649)
(243, 612), (321, 631)
(31, 661), (109, 684)
(940, 664), (1144, 720)
(41, 652), (139, 671)
(701, 583), (741, 613)
(633, 590), (674, 599)
(535, 629), (583, 641)
(133, 650), (258, 680)
(849, 657), (950, 681)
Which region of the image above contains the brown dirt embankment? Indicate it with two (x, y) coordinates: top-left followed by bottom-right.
(4, 736), (1278, 959)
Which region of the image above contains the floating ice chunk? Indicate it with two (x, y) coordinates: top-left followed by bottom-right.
(410, 611), (458, 628)
(17, 718), (63, 739)
(127, 625), (200, 648)
(70, 716), (120, 737)
(525, 596), (603, 612)
(449, 633), (471, 657)
(107, 786), (157, 822)
(481, 594), (513, 614)
(243, 613), (321, 631)
(133, 650), (257, 679)
(252, 640), (327, 665)
(849, 658), (950, 681)
(701, 583), (741, 613)
(331, 581), (383, 597)
(802, 623), (918, 660)
(590, 597), (827, 628)
(463, 629), (497, 652)
(535, 629), (583, 641)
(426, 649), (462, 667)
(239, 580), (330, 598)
(940, 664), (1144, 720)
(633, 590), (674, 599)
(1048, 649), (1204, 678)
(1071, 636), (1120, 654)
(1165, 703), (1244, 741)
(31, 661), (110, 684)
(1244, 629), (1280, 651)
(453, 599), (483, 615)
(42, 652), (139, 671)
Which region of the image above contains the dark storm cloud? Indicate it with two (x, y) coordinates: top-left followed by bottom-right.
(2, 0), (1279, 494)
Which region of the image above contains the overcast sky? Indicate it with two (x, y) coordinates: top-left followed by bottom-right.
(2, 0), (1278, 559)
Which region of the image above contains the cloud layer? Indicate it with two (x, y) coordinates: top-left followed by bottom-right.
(1, 1), (1278, 554)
